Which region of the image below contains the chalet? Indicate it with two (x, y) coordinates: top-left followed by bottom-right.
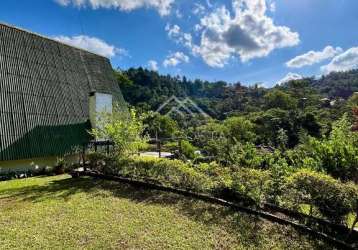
(0, 23), (125, 171)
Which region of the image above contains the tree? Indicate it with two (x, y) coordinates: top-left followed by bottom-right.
(264, 89), (297, 110)
(298, 115), (358, 181)
(91, 106), (148, 157)
(223, 116), (256, 143)
(145, 113), (179, 138)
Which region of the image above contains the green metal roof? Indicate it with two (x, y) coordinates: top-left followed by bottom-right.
(0, 23), (125, 161)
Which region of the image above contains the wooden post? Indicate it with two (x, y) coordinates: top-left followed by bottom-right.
(158, 139), (162, 158)
(83, 144), (87, 172)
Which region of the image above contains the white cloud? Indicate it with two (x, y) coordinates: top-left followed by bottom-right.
(277, 72), (303, 85)
(268, 0), (276, 12)
(163, 52), (189, 67)
(175, 9), (183, 18)
(165, 24), (193, 48)
(165, 24), (181, 38)
(54, 0), (175, 16)
(206, 0), (213, 8)
(53, 35), (126, 58)
(286, 46), (343, 68)
(148, 60), (158, 71)
(321, 47), (358, 74)
(193, 3), (206, 16)
(190, 0), (300, 68)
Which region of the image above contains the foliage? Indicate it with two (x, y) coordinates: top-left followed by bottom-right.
(86, 152), (118, 175)
(223, 116), (256, 143)
(226, 142), (265, 169)
(264, 89), (297, 110)
(231, 168), (271, 206)
(54, 157), (66, 175)
(284, 169), (357, 224)
(352, 106), (358, 132)
(179, 140), (197, 160)
(115, 156), (213, 192)
(91, 106), (148, 157)
(94, 67), (358, 227)
(315, 69), (358, 98)
(144, 112), (179, 138)
(294, 115), (358, 181)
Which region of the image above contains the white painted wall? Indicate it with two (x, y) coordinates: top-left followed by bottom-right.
(89, 92), (113, 129)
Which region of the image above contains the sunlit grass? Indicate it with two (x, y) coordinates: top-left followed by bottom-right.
(0, 175), (329, 249)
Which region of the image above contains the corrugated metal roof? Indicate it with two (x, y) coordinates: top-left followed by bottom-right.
(0, 21), (108, 59)
(0, 23), (125, 161)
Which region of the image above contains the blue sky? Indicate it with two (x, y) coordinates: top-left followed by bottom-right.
(1, 0), (358, 87)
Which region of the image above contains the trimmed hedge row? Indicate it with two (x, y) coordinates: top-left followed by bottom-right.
(88, 154), (358, 229)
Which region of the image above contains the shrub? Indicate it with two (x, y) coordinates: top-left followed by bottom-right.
(54, 157), (66, 175)
(285, 169), (355, 224)
(90, 106), (148, 157)
(289, 115), (358, 181)
(180, 140), (197, 160)
(226, 142), (265, 169)
(87, 152), (118, 175)
(115, 156), (213, 192)
(197, 162), (233, 197)
(345, 182), (358, 232)
(231, 168), (271, 207)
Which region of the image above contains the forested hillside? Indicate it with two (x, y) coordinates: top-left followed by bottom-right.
(314, 69), (358, 98)
(116, 67), (358, 121)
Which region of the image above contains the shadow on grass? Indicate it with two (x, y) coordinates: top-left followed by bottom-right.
(0, 175), (325, 249)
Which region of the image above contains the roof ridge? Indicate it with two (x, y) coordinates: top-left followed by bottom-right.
(0, 21), (108, 59)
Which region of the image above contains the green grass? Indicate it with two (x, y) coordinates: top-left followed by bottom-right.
(0, 175), (330, 249)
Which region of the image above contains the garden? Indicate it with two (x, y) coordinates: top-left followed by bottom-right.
(77, 104), (358, 248)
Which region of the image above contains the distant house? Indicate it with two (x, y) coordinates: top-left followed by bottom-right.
(0, 23), (125, 171)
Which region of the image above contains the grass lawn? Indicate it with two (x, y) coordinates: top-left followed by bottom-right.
(0, 175), (330, 249)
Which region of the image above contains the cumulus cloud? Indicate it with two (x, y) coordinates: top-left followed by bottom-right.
(53, 35), (126, 58)
(193, 3), (206, 15)
(163, 52), (189, 67)
(191, 0), (299, 68)
(321, 47), (358, 74)
(54, 0), (175, 16)
(286, 46), (343, 68)
(277, 72), (303, 85)
(165, 24), (181, 38)
(148, 60), (159, 71)
(165, 24), (193, 48)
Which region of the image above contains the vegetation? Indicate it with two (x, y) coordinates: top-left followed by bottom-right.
(90, 106), (148, 157)
(102, 69), (358, 233)
(0, 175), (329, 249)
(3, 68), (358, 248)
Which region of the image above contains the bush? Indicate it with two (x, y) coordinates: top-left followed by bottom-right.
(87, 152), (118, 175)
(227, 142), (265, 169)
(90, 107), (148, 157)
(285, 169), (356, 224)
(289, 115), (358, 181)
(115, 156), (213, 192)
(180, 140), (197, 160)
(54, 157), (66, 175)
(231, 168), (271, 206)
(345, 182), (358, 231)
